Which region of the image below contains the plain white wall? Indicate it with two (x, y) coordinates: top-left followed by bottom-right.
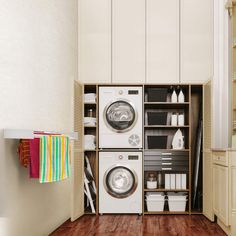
(0, 1), (77, 235)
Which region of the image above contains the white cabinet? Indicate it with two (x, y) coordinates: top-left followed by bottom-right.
(78, 0), (111, 83)
(180, 0), (213, 83)
(213, 161), (229, 226)
(146, 0), (179, 84)
(112, 0), (145, 83)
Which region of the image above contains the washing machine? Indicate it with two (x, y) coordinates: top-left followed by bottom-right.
(99, 86), (143, 148)
(99, 152), (142, 214)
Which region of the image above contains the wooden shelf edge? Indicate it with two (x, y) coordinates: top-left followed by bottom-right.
(144, 211), (190, 215)
(144, 189), (189, 192)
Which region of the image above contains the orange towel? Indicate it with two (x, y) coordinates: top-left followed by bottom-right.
(17, 139), (30, 168)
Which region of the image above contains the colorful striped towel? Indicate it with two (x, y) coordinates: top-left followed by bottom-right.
(40, 135), (71, 183)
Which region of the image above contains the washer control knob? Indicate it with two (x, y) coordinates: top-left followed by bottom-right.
(119, 90), (123, 95)
(118, 155), (123, 160)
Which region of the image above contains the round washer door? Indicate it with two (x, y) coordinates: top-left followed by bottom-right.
(104, 100), (137, 133)
(104, 165), (138, 199)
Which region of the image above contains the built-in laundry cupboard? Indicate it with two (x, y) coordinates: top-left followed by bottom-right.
(72, 81), (213, 219)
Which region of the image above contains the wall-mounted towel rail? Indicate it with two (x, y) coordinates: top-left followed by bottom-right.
(3, 129), (78, 140)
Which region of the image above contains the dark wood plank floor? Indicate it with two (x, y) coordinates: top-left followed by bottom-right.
(50, 215), (226, 236)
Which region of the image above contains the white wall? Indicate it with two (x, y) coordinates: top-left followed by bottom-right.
(0, 1), (77, 235)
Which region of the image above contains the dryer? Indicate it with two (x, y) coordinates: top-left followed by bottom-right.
(99, 152), (142, 214)
(99, 86), (143, 148)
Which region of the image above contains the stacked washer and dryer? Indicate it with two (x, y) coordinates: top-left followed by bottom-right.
(99, 86), (143, 214)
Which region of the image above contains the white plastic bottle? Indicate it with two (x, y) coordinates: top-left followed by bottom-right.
(171, 89), (177, 103)
(171, 113), (178, 126)
(178, 89), (185, 103)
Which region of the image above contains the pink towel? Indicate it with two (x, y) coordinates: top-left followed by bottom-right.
(29, 138), (40, 178)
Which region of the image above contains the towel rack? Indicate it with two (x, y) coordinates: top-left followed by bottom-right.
(3, 129), (78, 140)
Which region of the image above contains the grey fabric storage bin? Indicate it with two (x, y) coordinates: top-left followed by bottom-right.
(147, 112), (168, 125)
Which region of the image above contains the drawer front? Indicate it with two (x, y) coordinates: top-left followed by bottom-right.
(229, 151), (236, 167)
(144, 160), (188, 166)
(212, 151), (228, 166)
(144, 151), (189, 161)
(144, 165), (189, 172)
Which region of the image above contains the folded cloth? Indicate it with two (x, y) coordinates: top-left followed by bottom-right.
(29, 138), (40, 178)
(40, 135), (71, 183)
(17, 139), (30, 168)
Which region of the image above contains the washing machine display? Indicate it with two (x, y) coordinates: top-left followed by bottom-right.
(99, 87), (143, 148)
(104, 165), (137, 198)
(99, 152), (142, 214)
(104, 100), (137, 132)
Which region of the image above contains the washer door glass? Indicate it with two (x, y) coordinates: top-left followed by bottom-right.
(105, 101), (136, 132)
(105, 166), (137, 198)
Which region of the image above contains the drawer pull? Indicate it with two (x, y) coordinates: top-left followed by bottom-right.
(161, 153), (172, 156)
(162, 163), (172, 165)
(162, 167), (172, 170)
(161, 157), (172, 160)
(218, 156), (220, 160)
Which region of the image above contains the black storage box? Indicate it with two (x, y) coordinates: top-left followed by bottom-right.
(147, 112), (168, 125)
(147, 88), (168, 102)
(147, 135), (168, 149)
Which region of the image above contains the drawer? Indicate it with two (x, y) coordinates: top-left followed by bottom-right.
(229, 151), (236, 167)
(144, 165), (189, 172)
(144, 151), (189, 161)
(212, 151), (228, 166)
(144, 160), (188, 166)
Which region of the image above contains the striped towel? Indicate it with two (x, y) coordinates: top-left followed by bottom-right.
(40, 135), (71, 183)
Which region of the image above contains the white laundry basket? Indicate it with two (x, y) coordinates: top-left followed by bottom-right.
(146, 192), (165, 212)
(167, 192), (188, 212)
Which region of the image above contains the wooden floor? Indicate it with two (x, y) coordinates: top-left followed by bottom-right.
(50, 215), (226, 236)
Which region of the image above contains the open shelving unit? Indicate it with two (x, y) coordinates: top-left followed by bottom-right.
(83, 84), (99, 215)
(143, 85), (203, 215)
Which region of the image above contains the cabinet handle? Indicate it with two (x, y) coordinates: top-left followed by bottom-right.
(162, 162), (172, 165)
(161, 157), (172, 160)
(161, 153), (172, 156)
(162, 167), (172, 170)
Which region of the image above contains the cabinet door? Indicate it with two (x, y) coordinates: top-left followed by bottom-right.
(180, 0), (213, 83)
(147, 0), (179, 84)
(213, 164), (219, 215)
(218, 165), (229, 226)
(203, 151), (214, 221)
(78, 0), (111, 83)
(72, 81), (84, 221)
(112, 0), (145, 83)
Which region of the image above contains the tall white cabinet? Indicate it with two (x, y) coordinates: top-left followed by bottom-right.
(146, 0), (179, 84)
(78, 0), (213, 84)
(78, 0), (111, 83)
(112, 0), (145, 83)
(180, 0), (213, 83)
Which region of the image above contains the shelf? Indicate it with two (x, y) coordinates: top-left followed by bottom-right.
(84, 125), (97, 128)
(144, 189), (189, 192)
(84, 102), (96, 105)
(84, 149), (97, 152)
(144, 125), (189, 128)
(144, 149), (190, 152)
(144, 211), (189, 215)
(144, 102), (189, 109)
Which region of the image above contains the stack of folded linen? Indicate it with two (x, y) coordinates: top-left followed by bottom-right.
(84, 93), (96, 103)
(84, 135), (96, 150)
(84, 117), (97, 126)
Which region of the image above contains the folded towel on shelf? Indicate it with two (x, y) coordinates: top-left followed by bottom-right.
(17, 139), (30, 168)
(40, 135), (71, 183)
(84, 93), (96, 103)
(84, 135), (96, 150)
(29, 138), (40, 178)
(84, 117), (96, 126)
